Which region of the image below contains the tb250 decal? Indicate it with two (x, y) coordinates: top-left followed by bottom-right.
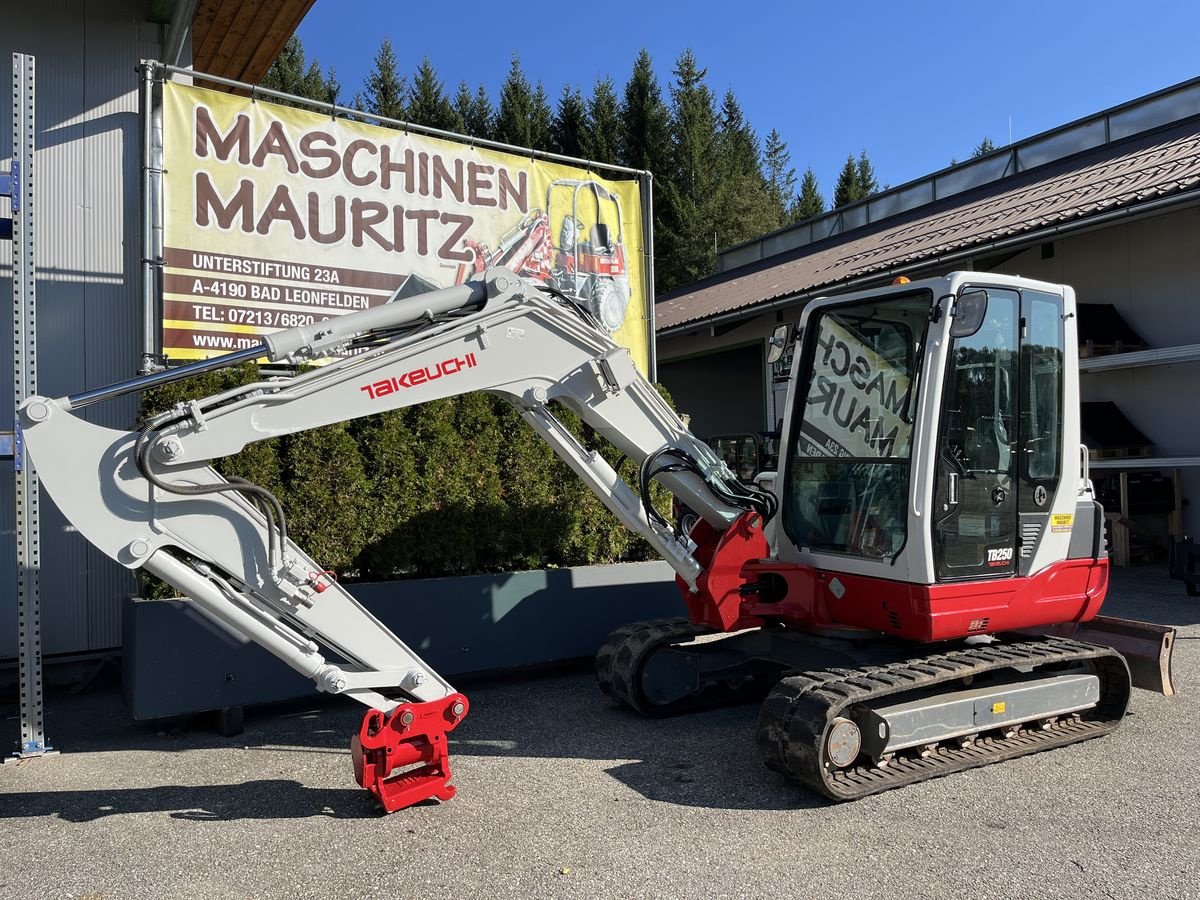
(987, 547), (1014, 566)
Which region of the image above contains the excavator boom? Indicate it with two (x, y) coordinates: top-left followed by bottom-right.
(19, 268), (765, 810)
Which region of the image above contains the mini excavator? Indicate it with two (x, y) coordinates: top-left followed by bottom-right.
(19, 267), (1174, 811)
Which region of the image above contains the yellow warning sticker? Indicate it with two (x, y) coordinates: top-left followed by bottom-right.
(992, 701), (1006, 715)
(1051, 513), (1074, 533)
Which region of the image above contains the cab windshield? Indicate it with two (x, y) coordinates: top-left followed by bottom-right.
(782, 290), (931, 560)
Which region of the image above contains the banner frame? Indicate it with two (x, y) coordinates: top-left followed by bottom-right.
(139, 60), (655, 378)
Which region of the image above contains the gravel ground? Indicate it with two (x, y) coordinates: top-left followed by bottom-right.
(2, 565), (1199, 900)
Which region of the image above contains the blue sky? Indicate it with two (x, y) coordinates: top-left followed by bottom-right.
(297, 1), (1200, 200)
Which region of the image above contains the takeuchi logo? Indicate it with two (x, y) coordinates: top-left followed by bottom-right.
(360, 353), (478, 399)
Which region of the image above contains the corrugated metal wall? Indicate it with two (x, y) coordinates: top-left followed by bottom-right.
(1, 0), (163, 659)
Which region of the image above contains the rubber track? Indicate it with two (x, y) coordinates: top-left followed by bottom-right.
(595, 618), (712, 716)
(756, 636), (1131, 801)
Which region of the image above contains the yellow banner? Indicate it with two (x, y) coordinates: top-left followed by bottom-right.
(160, 82), (649, 372)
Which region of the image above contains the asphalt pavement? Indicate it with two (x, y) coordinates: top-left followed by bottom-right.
(2, 565), (1198, 900)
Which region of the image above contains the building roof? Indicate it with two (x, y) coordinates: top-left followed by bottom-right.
(656, 88), (1200, 334)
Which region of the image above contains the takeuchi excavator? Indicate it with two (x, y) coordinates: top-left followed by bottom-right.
(19, 268), (1175, 811)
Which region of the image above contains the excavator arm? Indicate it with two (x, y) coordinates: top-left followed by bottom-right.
(19, 268), (771, 811)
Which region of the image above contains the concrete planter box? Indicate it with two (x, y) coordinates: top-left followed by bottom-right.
(123, 560), (683, 720)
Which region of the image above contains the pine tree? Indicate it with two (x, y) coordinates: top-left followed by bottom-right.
(260, 35), (305, 96)
(260, 35), (338, 106)
(833, 154), (861, 208)
(658, 49), (722, 290)
(714, 90), (776, 244)
(492, 55), (552, 151)
(619, 49), (671, 174)
(407, 57), (461, 132)
(364, 37), (406, 121)
(586, 76), (621, 165)
(791, 167), (825, 221)
(454, 82), (493, 140)
(494, 54), (535, 148)
(530, 82), (554, 151)
(551, 86), (589, 158)
(313, 66), (340, 106)
(762, 129), (796, 224)
(972, 136), (997, 157)
(717, 91), (760, 177)
(856, 150), (879, 198)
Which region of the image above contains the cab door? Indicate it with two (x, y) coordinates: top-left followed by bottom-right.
(1015, 289), (1066, 574)
(932, 288), (1020, 579)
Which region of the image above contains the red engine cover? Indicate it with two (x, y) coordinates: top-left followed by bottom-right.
(685, 550), (1109, 642)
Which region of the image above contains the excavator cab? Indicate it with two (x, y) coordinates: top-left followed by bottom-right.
(770, 274), (1099, 637)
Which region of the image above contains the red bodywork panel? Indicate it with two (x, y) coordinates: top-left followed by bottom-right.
(681, 512), (1108, 641)
(575, 245), (627, 277)
(677, 514), (769, 632)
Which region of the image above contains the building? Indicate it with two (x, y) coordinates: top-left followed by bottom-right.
(656, 78), (1200, 541)
(0, 0), (313, 665)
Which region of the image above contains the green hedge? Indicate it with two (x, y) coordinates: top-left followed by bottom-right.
(142, 364), (673, 580)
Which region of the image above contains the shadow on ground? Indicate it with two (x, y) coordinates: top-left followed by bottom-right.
(0, 779), (381, 821)
(1, 670), (825, 817)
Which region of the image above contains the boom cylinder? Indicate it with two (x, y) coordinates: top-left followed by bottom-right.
(262, 276), (492, 363)
(62, 270), (504, 409)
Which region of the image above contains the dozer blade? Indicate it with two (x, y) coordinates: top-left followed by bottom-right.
(1022, 615), (1176, 696)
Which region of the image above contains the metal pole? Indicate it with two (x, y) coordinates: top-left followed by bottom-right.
(640, 172), (657, 383)
(9, 52), (53, 760)
(139, 61), (157, 373)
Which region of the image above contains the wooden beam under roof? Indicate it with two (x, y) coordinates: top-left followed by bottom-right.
(191, 0), (317, 89)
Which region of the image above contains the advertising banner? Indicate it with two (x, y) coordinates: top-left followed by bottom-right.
(159, 82), (650, 372)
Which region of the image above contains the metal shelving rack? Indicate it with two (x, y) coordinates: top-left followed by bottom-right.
(1079, 343), (1200, 373)
(1080, 338), (1200, 564)
(4, 52), (52, 761)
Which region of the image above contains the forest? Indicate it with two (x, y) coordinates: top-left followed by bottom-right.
(261, 37), (996, 296)
(260, 37), (899, 296)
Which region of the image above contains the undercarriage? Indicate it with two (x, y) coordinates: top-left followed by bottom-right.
(596, 618), (1166, 800)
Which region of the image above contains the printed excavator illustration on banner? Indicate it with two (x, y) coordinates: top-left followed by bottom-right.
(454, 178), (632, 332)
